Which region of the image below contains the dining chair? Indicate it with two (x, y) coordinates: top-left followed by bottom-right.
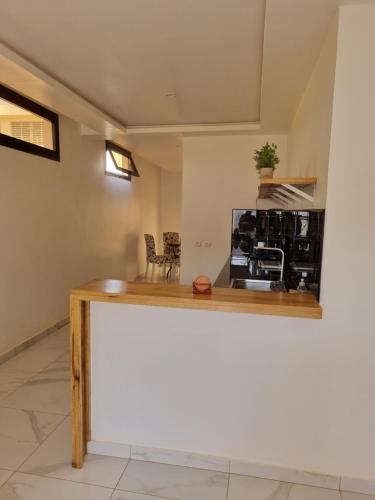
(144, 234), (173, 281)
(163, 232), (180, 255)
(163, 232), (181, 279)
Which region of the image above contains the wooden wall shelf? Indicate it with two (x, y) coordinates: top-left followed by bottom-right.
(258, 176), (317, 204)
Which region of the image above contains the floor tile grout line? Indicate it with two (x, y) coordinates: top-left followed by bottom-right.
(0, 354), (65, 402)
(0, 403), (69, 417)
(0, 337), (69, 403)
(286, 481), (291, 500)
(14, 450), (162, 493)
(0, 416), (69, 491)
(227, 459), (232, 500)
(13, 412), (130, 492)
(128, 454), (230, 475)
(228, 473), (345, 499)
(114, 486), (179, 500)
(15, 414), (69, 474)
(11, 469), (115, 491)
(109, 451), (132, 499)
(114, 455), (227, 499)
(115, 458), (227, 500)
(24, 346), (70, 375)
(1, 469), (18, 489)
(111, 454), (341, 496)
(225, 471), (230, 500)
(133, 458), (224, 473)
(0, 333), (70, 416)
(227, 469), (341, 492)
(3, 450), (345, 500)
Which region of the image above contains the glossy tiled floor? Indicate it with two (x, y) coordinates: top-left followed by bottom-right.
(0, 326), (373, 499)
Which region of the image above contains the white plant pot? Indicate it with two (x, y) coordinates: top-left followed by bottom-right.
(258, 167), (274, 179)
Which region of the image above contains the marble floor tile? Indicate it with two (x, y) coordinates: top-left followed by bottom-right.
(56, 350), (70, 363)
(112, 491), (178, 500)
(227, 474), (291, 500)
(0, 470), (12, 488)
(117, 460), (228, 500)
(21, 418), (128, 488)
(0, 472), (112, 500)
(35, 326), (69, 351)
(113, 491), (180, 500)
(0, 368), (32, 401)
(342, 493), (375, 500)
(288, 484), (341, 499)
(0, 345), (65, 375)
(0, 360), (70, 415)
(0, 407), (63, 470)
(230, 461), (340, 490)
(131, 445), (229, 472)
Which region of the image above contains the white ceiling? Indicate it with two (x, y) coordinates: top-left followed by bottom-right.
(0, 0), (265, 127)
(1, 0), (374, 171)
(261, 0), (341, 132)
(260, 0), (375, 132)
(121, 132), (183, 174)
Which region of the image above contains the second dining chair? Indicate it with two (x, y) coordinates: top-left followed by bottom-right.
(163, 232), (180, 256)
(144, 234), (174, 281)
(163, 232), (181, 279)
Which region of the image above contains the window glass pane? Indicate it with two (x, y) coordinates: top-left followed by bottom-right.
(0, 98), (54, 150)
(111, 150), (137, 174)
(105, 151), (130, 179)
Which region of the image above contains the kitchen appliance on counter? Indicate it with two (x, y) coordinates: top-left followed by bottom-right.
(231, 209), (325, 299)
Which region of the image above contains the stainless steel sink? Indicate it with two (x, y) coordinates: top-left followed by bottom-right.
(229, 279), (286, 292)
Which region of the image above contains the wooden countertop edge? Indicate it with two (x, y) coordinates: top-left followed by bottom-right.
(70, 281), (322, 320)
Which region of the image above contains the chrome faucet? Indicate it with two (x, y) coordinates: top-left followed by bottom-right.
(254, 246), (285, 282)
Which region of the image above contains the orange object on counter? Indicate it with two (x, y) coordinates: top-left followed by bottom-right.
(193, 275), (212, 295)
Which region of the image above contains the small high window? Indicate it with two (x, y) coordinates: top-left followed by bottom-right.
(105, 141), (139, 181)
(0, 83), (60, 161)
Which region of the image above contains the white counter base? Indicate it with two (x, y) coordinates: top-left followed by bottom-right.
(89, 300), (375, 496)
(88, 439), (342, 489)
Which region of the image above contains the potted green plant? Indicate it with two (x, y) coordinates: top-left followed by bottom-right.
(253, 142), (279, 178)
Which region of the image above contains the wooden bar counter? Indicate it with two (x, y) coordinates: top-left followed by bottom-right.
(71, 279), (322, 319)
(70, 279), (322, 468)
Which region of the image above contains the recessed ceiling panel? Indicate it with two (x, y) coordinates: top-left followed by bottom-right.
(0, 0), (265, 126)
(119, 132), (183, 172)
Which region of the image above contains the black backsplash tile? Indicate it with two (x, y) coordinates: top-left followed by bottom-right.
(230, 209), (325, 300)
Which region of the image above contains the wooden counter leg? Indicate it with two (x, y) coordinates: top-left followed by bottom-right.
(83, 302), (91, 448)
(70, 298), (90, 468)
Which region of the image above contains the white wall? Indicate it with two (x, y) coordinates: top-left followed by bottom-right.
(180, 134), (288, 284)
(0, 115), (160, 354)
(317, 3), (375, 478)
(159, 170), (182, 237)
(90, 4), (375, 483)
(287, 15), (338, 208)
(180, 15), (338, 282)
